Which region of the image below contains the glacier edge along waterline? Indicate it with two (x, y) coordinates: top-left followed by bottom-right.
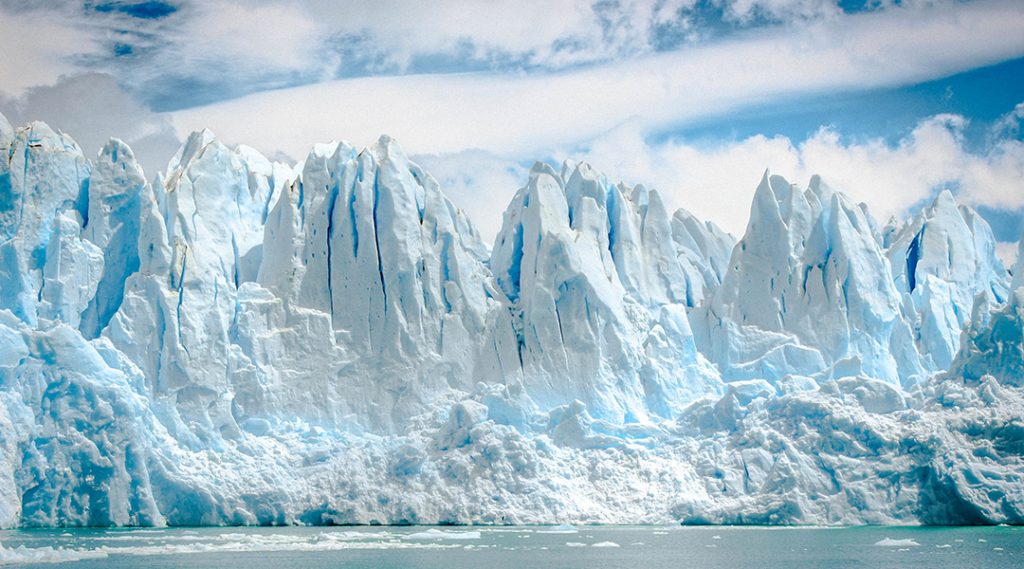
(0, 113), (1021, 529)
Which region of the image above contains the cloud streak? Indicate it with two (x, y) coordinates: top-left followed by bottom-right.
(3, 0), (855, 109)
(168, 0), (1024, 160)
(0, 5), (104, 96)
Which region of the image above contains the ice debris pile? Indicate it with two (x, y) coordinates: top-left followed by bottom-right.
(0, 114), (1021, 528)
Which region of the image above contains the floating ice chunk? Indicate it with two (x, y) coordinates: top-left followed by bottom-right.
(403, 529), (481, 540)
(565, 542), (587, 547)
(874, 538), (921, 547)
(592, 541), (620, 548)
(538, 524), (578, 534)
(84, 533), (459, 555)
(0, 542), (108, 564)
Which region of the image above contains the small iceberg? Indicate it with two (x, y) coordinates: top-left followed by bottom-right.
(874, 538), (921, 547)
(0, 542), (108, 564)
(538, 524), (578, 534)
(592, 541), (620, 548)
(403, 529), (481, 541)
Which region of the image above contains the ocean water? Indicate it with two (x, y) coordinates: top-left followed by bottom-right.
(0, 525), (1020, 568)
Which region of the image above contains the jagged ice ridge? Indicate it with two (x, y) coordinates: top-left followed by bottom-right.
(0, 113), (1021, 528)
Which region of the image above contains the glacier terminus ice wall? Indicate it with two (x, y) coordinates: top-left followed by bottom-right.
(0, 114), (1021, 527)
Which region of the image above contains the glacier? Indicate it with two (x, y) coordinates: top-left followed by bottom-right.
(0, 112), (1021, 528)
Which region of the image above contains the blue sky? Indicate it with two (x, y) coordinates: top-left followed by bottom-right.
(0, 0), (1022, 259)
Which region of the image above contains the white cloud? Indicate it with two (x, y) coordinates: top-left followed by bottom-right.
(168, 0), (1024, 161)
(993, 101), (1024, 138)
(412, 151), (527, 245)
(301, 0), (638, 69)
(100, 1), (338, 106)
(561, 113), (1024, 239)
(0, 0), (706, 104)
(1, 74), (181, 178)
(720, 0), (841, 23)
(3, 1), (1019, 113)
(177, 1), (326, 75)
(0, 1), (333, 106)
(0, 5), (104, 97)
(945, 139), (1024, 213)
(210, 1), (885, 74)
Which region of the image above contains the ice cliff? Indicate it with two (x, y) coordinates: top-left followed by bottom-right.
(0, 114), (1021, 527)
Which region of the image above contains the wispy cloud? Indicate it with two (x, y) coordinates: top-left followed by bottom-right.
(2, 1), (987, 109)
(0, 4), (104, 96)
(717, 0), (842, 23)
(0, 0), (330, 108)
(168, 0), (1024, 158)
(1, 0), (705, 106)
(0, 73), (183, 177)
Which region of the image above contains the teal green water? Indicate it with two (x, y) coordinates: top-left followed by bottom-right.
(1, 526), (1020, 568)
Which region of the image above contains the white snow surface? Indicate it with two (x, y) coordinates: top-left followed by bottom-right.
(0, 115), (1021, 528)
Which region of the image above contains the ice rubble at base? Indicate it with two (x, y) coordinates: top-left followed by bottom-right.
(0, 113), (1021, 528)
(0, 530), (470, 563)
(0, 541), (109, 564)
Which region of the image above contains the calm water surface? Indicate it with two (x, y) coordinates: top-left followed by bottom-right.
(0, 525), (1020, 568)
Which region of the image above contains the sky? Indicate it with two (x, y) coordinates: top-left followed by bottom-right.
(0, 0), (1022, 264)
